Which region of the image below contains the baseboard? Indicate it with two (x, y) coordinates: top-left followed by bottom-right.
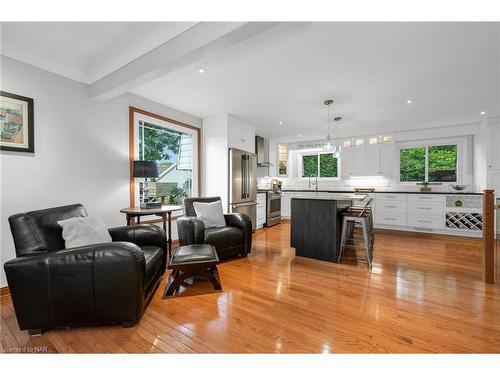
(1, 286), (10, 297)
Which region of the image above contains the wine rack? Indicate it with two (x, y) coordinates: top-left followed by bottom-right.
(446, 212), (483, 231)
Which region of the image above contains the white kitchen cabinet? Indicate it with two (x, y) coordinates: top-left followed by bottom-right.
(489, 122), (500, 170)
(256, 193), (267, 228)
(366, 143), (380, 176)
(374, 193), (407, 226)
(351, 144), (367, 176)
(407, 194), (445, 229)
(366, 138), (395, 177)
(340, 146), (354, 178)
(341, 142), (366, 177)
(227, 114), (255, 153)
(342, 136), (394, 177)
(379, 143), (396, 177)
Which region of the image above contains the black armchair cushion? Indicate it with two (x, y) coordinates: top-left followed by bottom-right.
(108, 224), (167, 250)
(140, 245), (163, 289)
(204, 226), (244, 250)
(9, 204), (88, 256)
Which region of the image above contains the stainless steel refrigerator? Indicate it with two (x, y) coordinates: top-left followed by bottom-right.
(228, 148), (257, 231)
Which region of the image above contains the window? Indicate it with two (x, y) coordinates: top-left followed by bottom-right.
(130, 108), (199, 209)
(278, 144), (287, 176)
(399, 144), (457, 183)
(301, 152), (338, 178)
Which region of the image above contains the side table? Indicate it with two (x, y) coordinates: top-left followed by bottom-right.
(120, 205), (183, 259)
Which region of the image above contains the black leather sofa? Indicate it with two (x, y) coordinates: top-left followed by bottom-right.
(4, 204), (166, 334)
(176, 197), (252, 260)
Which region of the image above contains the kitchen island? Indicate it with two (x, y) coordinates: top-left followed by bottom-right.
(290, 194), (367, 262)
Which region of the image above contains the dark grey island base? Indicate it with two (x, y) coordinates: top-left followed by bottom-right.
(290, 197), (354, 263)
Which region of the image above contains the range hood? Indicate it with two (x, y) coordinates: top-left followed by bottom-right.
(255, 135), (273, 167)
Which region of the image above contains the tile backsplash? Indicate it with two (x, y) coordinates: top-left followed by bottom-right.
(257, 175), (475, 193)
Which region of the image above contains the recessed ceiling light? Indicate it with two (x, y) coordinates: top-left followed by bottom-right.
(279, 121), (283, 125)
(480, 111), (486, 115)
(407, 99), (414, 104)
(197, 68), (205, 74)
(298, 134), (303, 137)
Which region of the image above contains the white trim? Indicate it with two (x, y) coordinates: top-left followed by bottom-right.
(297, 148), (341, 180)
(396, 136), (466, 185)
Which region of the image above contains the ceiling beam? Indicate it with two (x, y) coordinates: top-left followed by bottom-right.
(89, 22), (280, 101)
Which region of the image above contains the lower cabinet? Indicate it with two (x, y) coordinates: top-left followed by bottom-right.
(407, 215), (445, 229)
(256, 193), (266, 228)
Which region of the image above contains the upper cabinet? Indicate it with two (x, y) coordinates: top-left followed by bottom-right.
(341, 138), (366, 177)
(342, 135), (395, 177)
(366, 135), (395, 177)
(227, 114), (255, 153)
(489, 122), (500, 170)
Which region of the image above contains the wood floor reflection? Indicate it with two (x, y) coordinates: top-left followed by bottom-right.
(1, 221), (499, 353)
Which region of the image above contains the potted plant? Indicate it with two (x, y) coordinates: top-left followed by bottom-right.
(168, 186), (188, 204)
(419, 181), (431, 192)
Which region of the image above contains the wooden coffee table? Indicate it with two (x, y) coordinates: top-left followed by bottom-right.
(163, 244), (222, 298)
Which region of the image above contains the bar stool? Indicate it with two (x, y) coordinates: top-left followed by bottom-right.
(338, 197), (374, 267)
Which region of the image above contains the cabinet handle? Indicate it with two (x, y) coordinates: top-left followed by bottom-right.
(418, 220), (431, 223)
(418, 196), (433, 199)
(385, 195), (397, 198)
(384, 205), (397, 208)
(385, 217), (396, 221)
(417, 207), (432, 210)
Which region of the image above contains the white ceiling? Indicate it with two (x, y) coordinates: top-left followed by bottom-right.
(1, 22), (498, 142)
(132, 22), (500, 141)
(0, 22), (196, 84)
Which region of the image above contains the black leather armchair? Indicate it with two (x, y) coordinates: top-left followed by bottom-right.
(4, 204), (167, 334)
(177, 197), (252, 260)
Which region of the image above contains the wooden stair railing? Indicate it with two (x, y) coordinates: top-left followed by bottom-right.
(483, 189), (496, 284)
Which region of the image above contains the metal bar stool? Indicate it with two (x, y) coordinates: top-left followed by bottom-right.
(338, 197), (374, 267)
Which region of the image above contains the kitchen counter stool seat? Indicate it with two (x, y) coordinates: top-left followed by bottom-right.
(338, 198), (374, 267)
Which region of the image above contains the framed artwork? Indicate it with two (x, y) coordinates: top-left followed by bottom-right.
(0, 91), (34, 153)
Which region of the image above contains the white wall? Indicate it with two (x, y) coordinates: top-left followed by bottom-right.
(202, 114), (229, 210)
(202, 113), (256, 211)
(0, 56), (201, 287)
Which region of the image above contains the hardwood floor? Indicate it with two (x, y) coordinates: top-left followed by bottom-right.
(1, 221), (499, 353)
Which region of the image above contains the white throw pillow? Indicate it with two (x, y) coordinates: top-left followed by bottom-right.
(57, 216), (112, 248)
(193, 201), (226, 229)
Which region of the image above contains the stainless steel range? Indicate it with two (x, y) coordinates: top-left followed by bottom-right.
(266, 190), (282, 227)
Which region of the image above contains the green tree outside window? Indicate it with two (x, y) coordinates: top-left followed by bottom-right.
(399, 145), (457, 182)
(302, 153), (338, 178)
(302, 155), (318, 177)
(428, 145), (457, 182)
(319, 153), (338, 177)
(400, 147), (425, 182)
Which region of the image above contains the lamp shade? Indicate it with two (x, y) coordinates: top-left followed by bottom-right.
(133, 160), (159, 178)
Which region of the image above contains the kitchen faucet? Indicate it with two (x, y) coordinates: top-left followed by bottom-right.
(308, 174), (318, 191)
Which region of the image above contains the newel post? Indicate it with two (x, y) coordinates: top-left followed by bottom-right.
(483, 189), (495, 284)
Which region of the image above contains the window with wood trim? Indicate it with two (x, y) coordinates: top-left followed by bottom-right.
(129, 107), (200, 210)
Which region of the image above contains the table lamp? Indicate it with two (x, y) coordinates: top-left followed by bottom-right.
(133, 160), (159, 208)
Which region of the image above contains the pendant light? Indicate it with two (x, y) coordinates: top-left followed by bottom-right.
(333, 116), (342, 158)
(323, 99), (334, 151)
